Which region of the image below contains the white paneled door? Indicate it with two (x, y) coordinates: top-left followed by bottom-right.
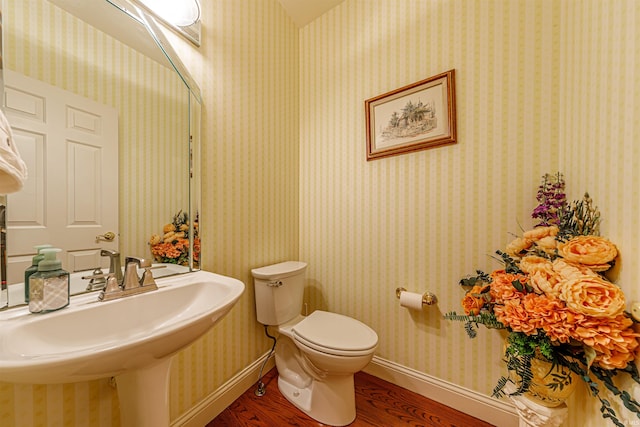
(3, 70), (118, 283)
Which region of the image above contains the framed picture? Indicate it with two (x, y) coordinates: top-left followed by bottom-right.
(365, 70), (456, 160)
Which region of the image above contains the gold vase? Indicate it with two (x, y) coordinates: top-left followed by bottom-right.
(523, 357), (578, 407)
(503, 339), (579, 408)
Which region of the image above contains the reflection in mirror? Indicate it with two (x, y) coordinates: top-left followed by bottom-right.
(1, 0), (201, 307)
(131, 0), (201, 46)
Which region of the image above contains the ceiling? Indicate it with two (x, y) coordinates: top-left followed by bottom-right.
(277, 0), (346, 27)
(51, 0), (346, 61)
(50, 0), (172, 65)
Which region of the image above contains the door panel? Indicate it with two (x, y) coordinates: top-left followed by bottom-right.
(3, 70), (119, 283)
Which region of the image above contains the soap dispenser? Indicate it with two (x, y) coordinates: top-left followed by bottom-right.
(24, 244), (53, 303)
(28, 248), (70, 313)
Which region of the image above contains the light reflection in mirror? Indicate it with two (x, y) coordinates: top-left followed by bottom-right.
(137, 0), (200, 27)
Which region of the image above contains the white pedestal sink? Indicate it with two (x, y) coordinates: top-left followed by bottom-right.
(0, 270), (245, 427)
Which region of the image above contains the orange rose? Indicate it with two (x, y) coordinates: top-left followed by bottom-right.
(559, 275), (626, 318)
(552, 259), (597, 281)
(151, 242), (181, 259)
(494, 297), (537, 334)
(523, 225), (559, 241)
(570, 313), (640, 369)
(462, 285), (489, 315)
(193, 237), (201, 261)
(538, 302), (581, 344)
(520, 256), (561, 295)
(535, 236), (558, 255)
(506, 226), (560, 258)
(522, 226), (561, 256)
(557, 235), (617, 267)
(489, 270), (528, 302)
(520, 256), (553, 274)
(505, 237), (532, 257)
(520, 293), (560, 330)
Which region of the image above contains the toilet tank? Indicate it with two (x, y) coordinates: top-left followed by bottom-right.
(251, 261), (307, 326)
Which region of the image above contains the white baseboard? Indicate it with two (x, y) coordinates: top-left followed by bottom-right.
(363, 356), (519, 427)
(173, 353), (518, 427)
(171, 353), (275, 427)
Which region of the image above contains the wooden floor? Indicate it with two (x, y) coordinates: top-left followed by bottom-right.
(209, 368), (495, 426)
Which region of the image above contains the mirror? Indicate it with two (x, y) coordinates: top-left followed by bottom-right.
(0, 0), (201, 307)
(132, 0), (201, 46)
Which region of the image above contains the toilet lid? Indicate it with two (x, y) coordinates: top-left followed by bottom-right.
(292, 311), (378, 354)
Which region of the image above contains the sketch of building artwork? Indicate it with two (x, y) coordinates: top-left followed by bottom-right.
(380, 100), (437, 142)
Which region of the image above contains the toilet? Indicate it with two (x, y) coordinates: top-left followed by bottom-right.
(251, 261), (378, 426)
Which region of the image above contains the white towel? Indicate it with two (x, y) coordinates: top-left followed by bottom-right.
(0, 108), (27, 194)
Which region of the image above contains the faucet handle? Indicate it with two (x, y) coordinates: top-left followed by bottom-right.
(101, 249), (123, 285)
(122, 256), (151, 290)
(83, 267), (107, 291)
(103, 273), (121, 293)
(125, 256), (151, 269)
(100, 248), (119, 257)
(98, 273), (123, 301)
(140, 267), (158, 288)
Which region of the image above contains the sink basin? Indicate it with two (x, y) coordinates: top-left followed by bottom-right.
(0, 269), (245, 384)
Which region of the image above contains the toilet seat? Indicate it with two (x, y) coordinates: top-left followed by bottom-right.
(292, 310), (378, 357)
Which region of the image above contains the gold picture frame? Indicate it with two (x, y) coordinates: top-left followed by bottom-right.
(365, 70), (457, 160)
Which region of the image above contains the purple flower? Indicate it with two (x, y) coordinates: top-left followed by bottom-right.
(532, 173), (567, 226)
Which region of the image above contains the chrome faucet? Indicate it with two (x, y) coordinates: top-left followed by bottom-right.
(82, 249), (122, 291)
(85, 267), (107, 291)
(82, 253), (162, 302)
(97, 255), (159, 302)
(123, 256), (151, 289)
(101, 249), (123, 285)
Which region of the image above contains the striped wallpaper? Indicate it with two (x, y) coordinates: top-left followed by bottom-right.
(559, 1), (640, 424)
(1, 1), (639, 427)
(299, 1), (639, 427)
(168, 0), (299, 420)
(300, 0), (558, 403)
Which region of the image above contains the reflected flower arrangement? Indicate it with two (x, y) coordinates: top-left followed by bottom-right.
(149, 210), (200, 267)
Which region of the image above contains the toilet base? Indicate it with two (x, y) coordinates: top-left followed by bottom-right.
(277, 373), (356, 426)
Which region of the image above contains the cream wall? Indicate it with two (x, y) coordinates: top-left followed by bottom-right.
(300, 1), (638, 426)
(559, 1), (640, 425)
(300, 0), (558, 404)
(168, 0), (300, 420)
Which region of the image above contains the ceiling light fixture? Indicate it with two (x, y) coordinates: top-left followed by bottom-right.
(137, 0), (201, 27)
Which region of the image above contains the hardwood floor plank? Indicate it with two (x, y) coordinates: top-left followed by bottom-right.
(209, 368), (495, 426)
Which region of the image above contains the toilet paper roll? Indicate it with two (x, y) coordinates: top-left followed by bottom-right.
(399, 291), (423, 310)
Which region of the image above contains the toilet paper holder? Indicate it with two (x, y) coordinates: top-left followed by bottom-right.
(395, 287), (437, 306)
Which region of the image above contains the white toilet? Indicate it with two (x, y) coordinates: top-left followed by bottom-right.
(252, 261), (378, 426)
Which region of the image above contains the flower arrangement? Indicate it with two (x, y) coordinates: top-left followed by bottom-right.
(445, 173), (640, 426)
(149, 210), (200, 267)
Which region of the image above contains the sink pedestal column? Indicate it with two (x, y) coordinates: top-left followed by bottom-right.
(116, 358), (173, 427)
